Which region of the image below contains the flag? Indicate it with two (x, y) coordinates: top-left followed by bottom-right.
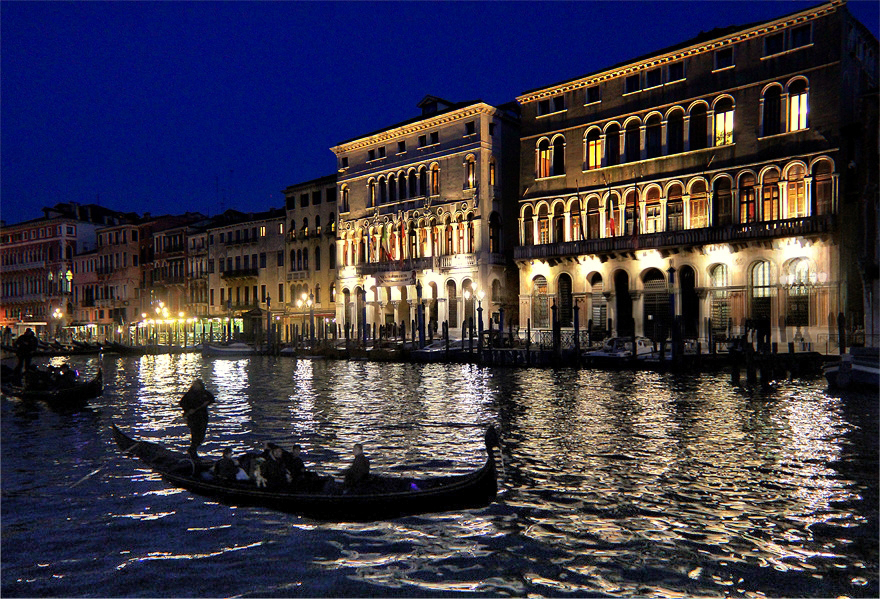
(399, 217), (406, 266)
(365, 227), (372, 263)
(381, 224), (390, 261)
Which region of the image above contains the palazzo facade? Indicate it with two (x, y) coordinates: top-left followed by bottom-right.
(330, 96), (520, 337)
(515, 0), (878, 350)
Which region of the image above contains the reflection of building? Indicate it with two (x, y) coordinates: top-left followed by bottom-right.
(0, 202), (131, 338)
(330, 96), (520, 339)
(514, 1), (878, 350)
(282, 174), (338, 341)
(206, 208), (287, 342)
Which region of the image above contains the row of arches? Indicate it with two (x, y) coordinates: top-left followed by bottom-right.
(522, 158), (834, 244)
(538, 77), (810, 175)
(339, 211), (503, 266)
(527, 256), (825, 339)
(289, 213), (336, 238)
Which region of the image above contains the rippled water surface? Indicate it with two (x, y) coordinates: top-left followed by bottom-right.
(2, 354), (877, 597)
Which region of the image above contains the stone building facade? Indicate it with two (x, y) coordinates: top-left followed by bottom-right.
(330, 96), (520, 340)
(514, 0), (878, 351)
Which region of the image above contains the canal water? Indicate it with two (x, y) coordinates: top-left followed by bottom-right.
(2, 354), (877, 597)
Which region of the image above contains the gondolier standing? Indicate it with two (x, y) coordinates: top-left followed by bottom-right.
(179, 379), (214, 458)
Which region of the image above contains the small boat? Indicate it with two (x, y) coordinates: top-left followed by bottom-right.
(824, 347), (879, 390)
(1, 368), (103, 408)
(201, 342), (256, 356)
(585, 336), (655, 364)
(112, 424), (500, 520)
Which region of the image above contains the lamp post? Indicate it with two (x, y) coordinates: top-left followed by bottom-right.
(52, 307), (63, 341)
(477, 289), (485, 353)
(463, 290), (472, 350)
(308, 293), (315, 347)
(296, 298), (304, 346)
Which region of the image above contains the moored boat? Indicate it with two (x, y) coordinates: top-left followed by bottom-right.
(111, 424), (500, 520)
(201, 342), (256, 356)
(824, 347), (879, 390)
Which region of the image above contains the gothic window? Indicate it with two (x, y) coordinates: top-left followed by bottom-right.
(430, 164), (440, 195)
(812, 160), (833, 215)
(537, 139), (552, 178)
(552, 136), (565, 176)
(689, 181), (708, 229)
(786, 164), (807, 218)
(714, 97), (734, 146)
(762, 85), (782, 136)
(761, 169), (780, 221)
(645, 115), (662, 159)
(713, 178), (733, 227)
(667, 110), (684, 154)
(532, 275), (549, 329)
(645, 187), (661, 233)
(739, 173), (757, 223)
(666, 184), (683, 231)
(689, 104), (708, 150)
(586, 129), (602, 170)
(605, 124), (620, 166)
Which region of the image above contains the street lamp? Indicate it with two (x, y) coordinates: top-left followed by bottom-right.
(52, 307), (63, 341)
(477, 289), (485, 352)
(307, 293), (315, 346)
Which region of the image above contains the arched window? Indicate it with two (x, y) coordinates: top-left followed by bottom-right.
(558, 273), (573, 327)
(786, 164), (807, 218)
(589, 273), (607, 337)
(430, 164), (440, 195)
(444, 220), (453, 255)
(289, 249), (295, 271)
(302, 218), (309, 237)
(645, 115), (662, 159)
(368, 180), (376, 207)
(491, 279), (502, 304)
(689, 181), (708, 229)
(296, 249), (302, 271)
(489, 212), (501, 253)
(447, 280), (458, 325)
(522, 206), (534, 245)
(340, 186), (350, 212)
(710, 264), (730, 337)
(489, 158), (497, 186)
(624, 190), (638, 235)
(315, 247), (321, 271)
(388, 174), (397, 203)
(315, 215), (322, 235)
(465, 155), (476, 189)
(585, 129), (602, 170)
(303, 248), (309, 271)
(314, 284), (321, 304)
(785, 258), (813, 327)
(379, 177), (387, 203)
(761, 169), (780, 221)
(408, 170), (418, 197)
(713, 178), (733, 227)
(667, 110), (685, 154)
(398, 172), (407, 200)
(537, 139), (552, 178)
(739, 173), (757, 223)
(812, 161), (833, 215)
(419, 166), (428, 197)
(788, 79), (808, 132)
(328, 212), (336, 233)
(606, 196), (618, 237)
(666, 184), (683, 231)
(552, 136), (565, 176)
(552, 203), (565, 242)
(714, 97), (734, 146)
(532, 275), (549, 329)
(570, 202), (583, 241)
(587, 198), (600, 239)
(645, 187), (661, 233)
(749, 261), (772, 322)
(625, 121), (641, 162)
(762, 86), (782, 136)
(538, 205), (550, 244)
(329, 244), (336, 269)
(689, 104), (708, 150)
(605, 124), (620, 166)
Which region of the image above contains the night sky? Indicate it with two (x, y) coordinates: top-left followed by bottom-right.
(2, 1), (878, 226)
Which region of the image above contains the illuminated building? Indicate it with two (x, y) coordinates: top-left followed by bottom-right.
(282, 174), (338, 341)
(514, 1), (877, 350)
(0, 202), (130, 338)
(205, 208), (287, 343)
(330, 96), (520, 338)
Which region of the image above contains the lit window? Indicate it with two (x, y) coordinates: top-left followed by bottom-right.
(259, 226), (266, 237)
(465, 156), (476, 189)
(788, 80), (808, 131)
(786, 164), (807, 218)
(714, 98), (734, 146)
(586, 129), (602, 170)
(537, 139), (552, 178)
(689, 181), (708, 229)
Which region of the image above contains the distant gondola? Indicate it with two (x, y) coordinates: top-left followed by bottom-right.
(112, 424), (500, 520)
(1, 368), (103, 408)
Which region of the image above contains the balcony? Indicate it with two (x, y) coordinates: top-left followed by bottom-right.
(3, 260), (46, 273)
(223, 237), (255, 247)
(220, 268), (259, 280)
(152, 275), (186, 286)
(287, 271), (310, 281)
(514, 215), (836, 261)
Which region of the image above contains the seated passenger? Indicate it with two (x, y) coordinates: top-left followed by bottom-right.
(213, 447), (239, 481)
(343, 443), (370, 488)
(259, 445), (290, 487)
(57, 364), (77, 388)
(282, 444), (306, 480)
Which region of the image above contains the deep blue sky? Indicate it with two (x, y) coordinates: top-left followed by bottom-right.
(3, 1), (878, 225)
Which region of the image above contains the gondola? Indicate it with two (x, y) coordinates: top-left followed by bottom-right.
(1, 368), (103, 408)
(112, 424), (500, 520)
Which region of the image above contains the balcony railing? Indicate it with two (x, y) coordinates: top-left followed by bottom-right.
(514, 215), (835, 261)
(355, 256), (437, 276)
(220, 268), (259, 280)
(152, 275), (186, 286)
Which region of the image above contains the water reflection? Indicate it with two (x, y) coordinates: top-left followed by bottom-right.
(2, 356), (875, 598)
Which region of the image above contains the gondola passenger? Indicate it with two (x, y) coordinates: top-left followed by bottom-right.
(343, 443), (370, 488)
(213, 448), (239, 481)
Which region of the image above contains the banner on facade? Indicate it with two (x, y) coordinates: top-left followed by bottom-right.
(376, 270), (417, 287)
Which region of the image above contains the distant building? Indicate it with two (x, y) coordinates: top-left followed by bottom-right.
(514, 1), (878, 351)
(282, 174), (338, 341)
(206, 208), (287, 344)
(0, 202), (134, 337)
(330, 96), (520, 340)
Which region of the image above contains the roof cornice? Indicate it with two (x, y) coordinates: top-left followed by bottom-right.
(516, 1), (841, 104)
(331, 103), (499, 154)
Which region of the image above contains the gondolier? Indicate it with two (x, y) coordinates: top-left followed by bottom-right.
(179, 379), (214, 458)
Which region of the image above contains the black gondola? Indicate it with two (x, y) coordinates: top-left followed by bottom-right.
(1, 368), (103, 408)
(112, 424), (500, 520)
